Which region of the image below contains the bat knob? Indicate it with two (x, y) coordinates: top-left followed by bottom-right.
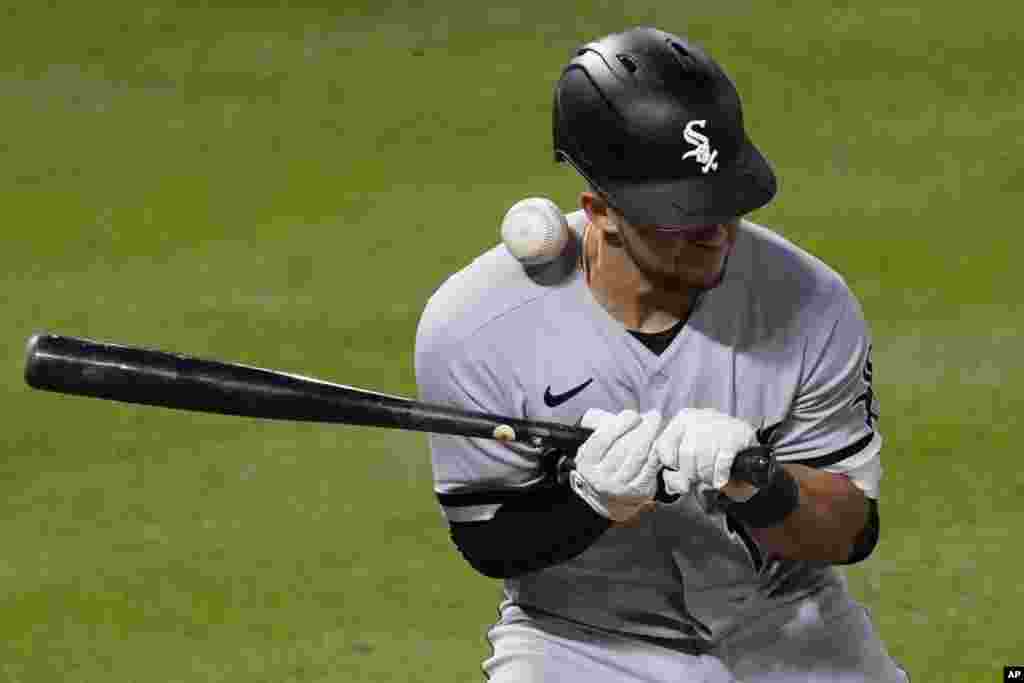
(737, 446), (776, 489)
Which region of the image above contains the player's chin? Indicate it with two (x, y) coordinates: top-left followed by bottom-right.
(653, 262), (726, 292)
(673, 247), (731, 289)
(681, 264), (727, 290)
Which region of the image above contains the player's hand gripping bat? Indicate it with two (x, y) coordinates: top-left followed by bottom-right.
(23, 334), (776, 488)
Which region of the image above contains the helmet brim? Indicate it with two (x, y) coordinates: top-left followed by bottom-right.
(597, 136), (777, 228)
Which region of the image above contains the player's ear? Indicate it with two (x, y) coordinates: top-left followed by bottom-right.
(580, 191), (601, 224)
(580, 191), (621, 237)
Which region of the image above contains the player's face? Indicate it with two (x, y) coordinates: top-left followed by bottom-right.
(610, 210), (739, 291)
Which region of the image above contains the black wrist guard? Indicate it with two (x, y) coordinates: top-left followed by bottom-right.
(727, 465), (800, 528)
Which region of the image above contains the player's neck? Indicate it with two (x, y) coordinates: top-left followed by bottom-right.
(582, 223), (697, 333)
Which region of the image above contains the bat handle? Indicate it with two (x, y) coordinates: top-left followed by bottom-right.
(550, 445), (776, 500)
(530, 424), (775, 490)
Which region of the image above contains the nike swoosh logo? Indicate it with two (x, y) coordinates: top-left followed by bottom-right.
(543, 378), (594, 408)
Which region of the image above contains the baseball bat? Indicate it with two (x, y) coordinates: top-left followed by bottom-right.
(23, 333), (775, 487)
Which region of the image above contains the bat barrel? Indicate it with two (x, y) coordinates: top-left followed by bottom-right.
(24, 333), (412, 425)
(25, 333), (183, 400)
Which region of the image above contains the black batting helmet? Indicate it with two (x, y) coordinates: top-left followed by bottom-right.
(553, 27), (777, 227)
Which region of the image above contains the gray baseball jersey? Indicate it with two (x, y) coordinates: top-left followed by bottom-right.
(415, 213), (882, 643)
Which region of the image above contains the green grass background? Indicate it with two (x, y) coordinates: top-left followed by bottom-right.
(2, 1), (1021, 680)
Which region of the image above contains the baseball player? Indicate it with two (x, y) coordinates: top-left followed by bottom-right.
(415, 27), (907, 682)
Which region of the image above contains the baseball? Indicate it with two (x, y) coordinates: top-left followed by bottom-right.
(500, 197), (570, 266)
(492, 424), (516, 442)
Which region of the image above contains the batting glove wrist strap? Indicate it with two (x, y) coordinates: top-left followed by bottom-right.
(570, 471), (621, 520)
(726, 466), (800, 528)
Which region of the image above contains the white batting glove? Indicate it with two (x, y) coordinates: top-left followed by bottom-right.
(652, 408), (760, 501)
(569, 409), (663, 522)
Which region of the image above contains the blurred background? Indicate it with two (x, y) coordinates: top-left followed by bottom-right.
(2, 1), (1021, 680)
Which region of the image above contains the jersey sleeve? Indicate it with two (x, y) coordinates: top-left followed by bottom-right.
(415, 327), (548, 522)
(769, 284), (883, 499)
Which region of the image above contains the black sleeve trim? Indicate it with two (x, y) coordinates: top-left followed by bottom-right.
(437, 486), (551, 507)
(838, 499), (880, 565)
(446, 483), (612, 579)
(782, 431), (875, 469)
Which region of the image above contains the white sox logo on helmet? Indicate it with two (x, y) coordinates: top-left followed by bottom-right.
(681, 120), (719, 174)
